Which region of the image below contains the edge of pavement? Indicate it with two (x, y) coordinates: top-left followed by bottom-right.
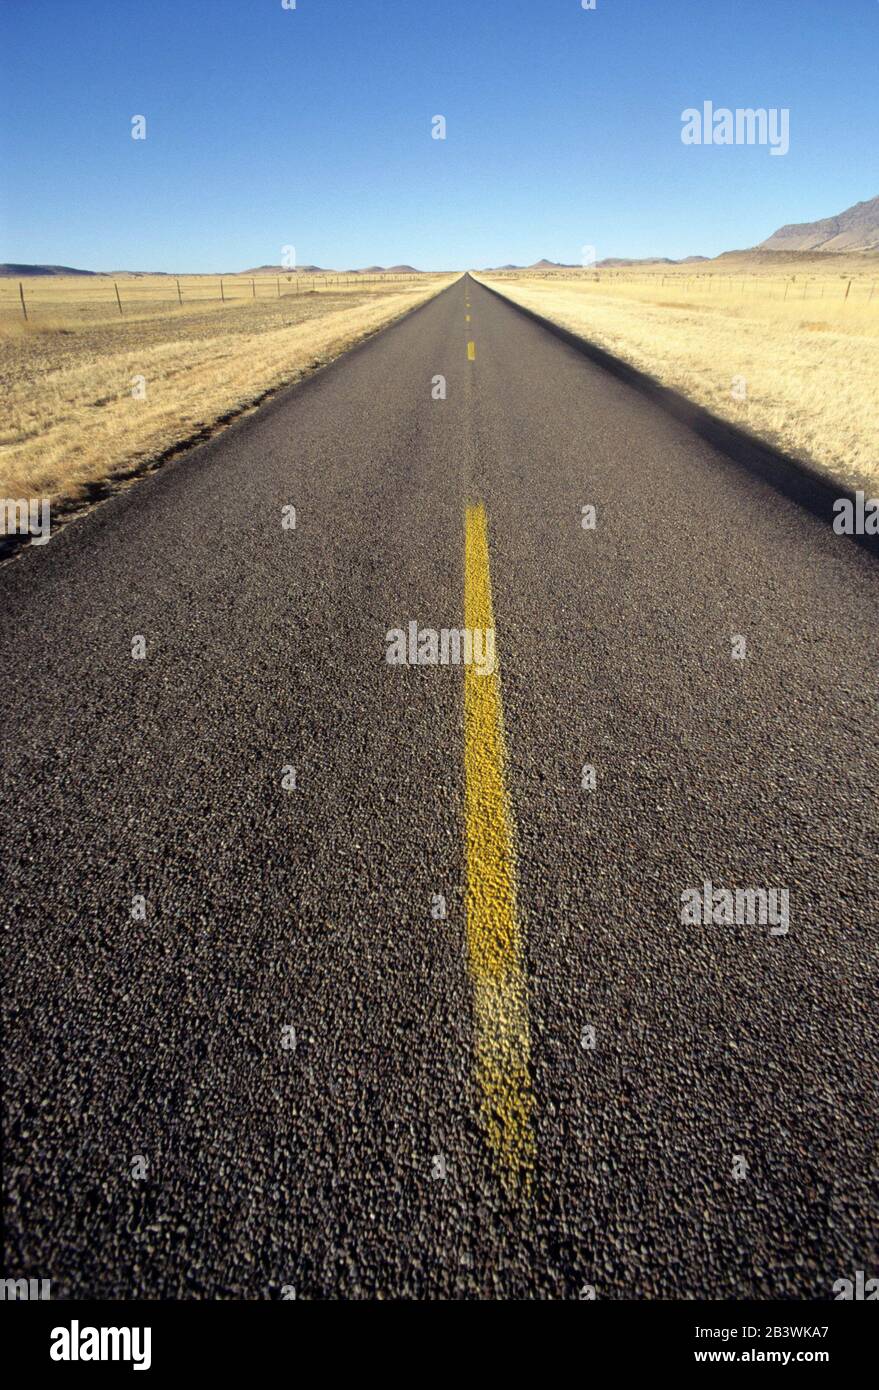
(0, 274), (464, 569)
(472, 275), (879, 561)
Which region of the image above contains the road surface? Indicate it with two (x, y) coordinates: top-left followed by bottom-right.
(2, 274), (877, 1299)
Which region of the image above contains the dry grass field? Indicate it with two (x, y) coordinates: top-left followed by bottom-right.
(0, 272), (457, 523)
(476, 255), (879, 489)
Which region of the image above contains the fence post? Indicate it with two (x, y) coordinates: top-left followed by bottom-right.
(176, 278), (183, 305)
(114, 281), (123, 316)
(277, 276), (281, 298)
(844, 279), (852, 301)
(19, 281), (27, 320)
(220, 278), (225, 302)
(252, 278), (255, 298)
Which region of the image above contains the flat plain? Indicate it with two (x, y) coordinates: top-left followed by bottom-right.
(0, 272), (456, 521)
(477, 253), (879, 489)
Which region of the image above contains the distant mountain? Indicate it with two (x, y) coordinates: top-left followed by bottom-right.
(346, 265), (422, 273)
(484, 254), (707, 271)
(2, 260), (430, 279)
(0, 263), (99, 277)
(244, 263), (423, 276)
(596, 256), (676, 267)
(243, 263), (328, 274)
(757, 194), (879, 253)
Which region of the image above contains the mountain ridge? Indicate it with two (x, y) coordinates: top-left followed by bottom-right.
(757, 194), (879, 253)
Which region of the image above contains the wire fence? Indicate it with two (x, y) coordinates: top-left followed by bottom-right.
(1, 271), (440, 320)
(485, 269), (879, 304)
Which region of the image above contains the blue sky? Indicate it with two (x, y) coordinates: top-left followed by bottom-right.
(1, 0), (876, 271)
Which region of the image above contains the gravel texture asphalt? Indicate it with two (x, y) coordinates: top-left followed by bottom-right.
(2, 275), (877, 1299)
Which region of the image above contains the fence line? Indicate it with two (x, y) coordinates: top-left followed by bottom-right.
(3, 271), (439, 319)
(485, 270), (878, 304)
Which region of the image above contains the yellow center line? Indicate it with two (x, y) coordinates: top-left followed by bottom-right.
(467, 340), (476, 360)
(466, 313), (471, 321)
(463, 503), (535, 1194)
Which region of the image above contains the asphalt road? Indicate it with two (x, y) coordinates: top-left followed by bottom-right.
(2, 274), (877, 1300)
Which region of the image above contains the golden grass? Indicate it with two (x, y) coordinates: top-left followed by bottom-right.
(0, 274), (458, 515)
(0, 270), (438, 328)
(476, 259), (879, 489)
